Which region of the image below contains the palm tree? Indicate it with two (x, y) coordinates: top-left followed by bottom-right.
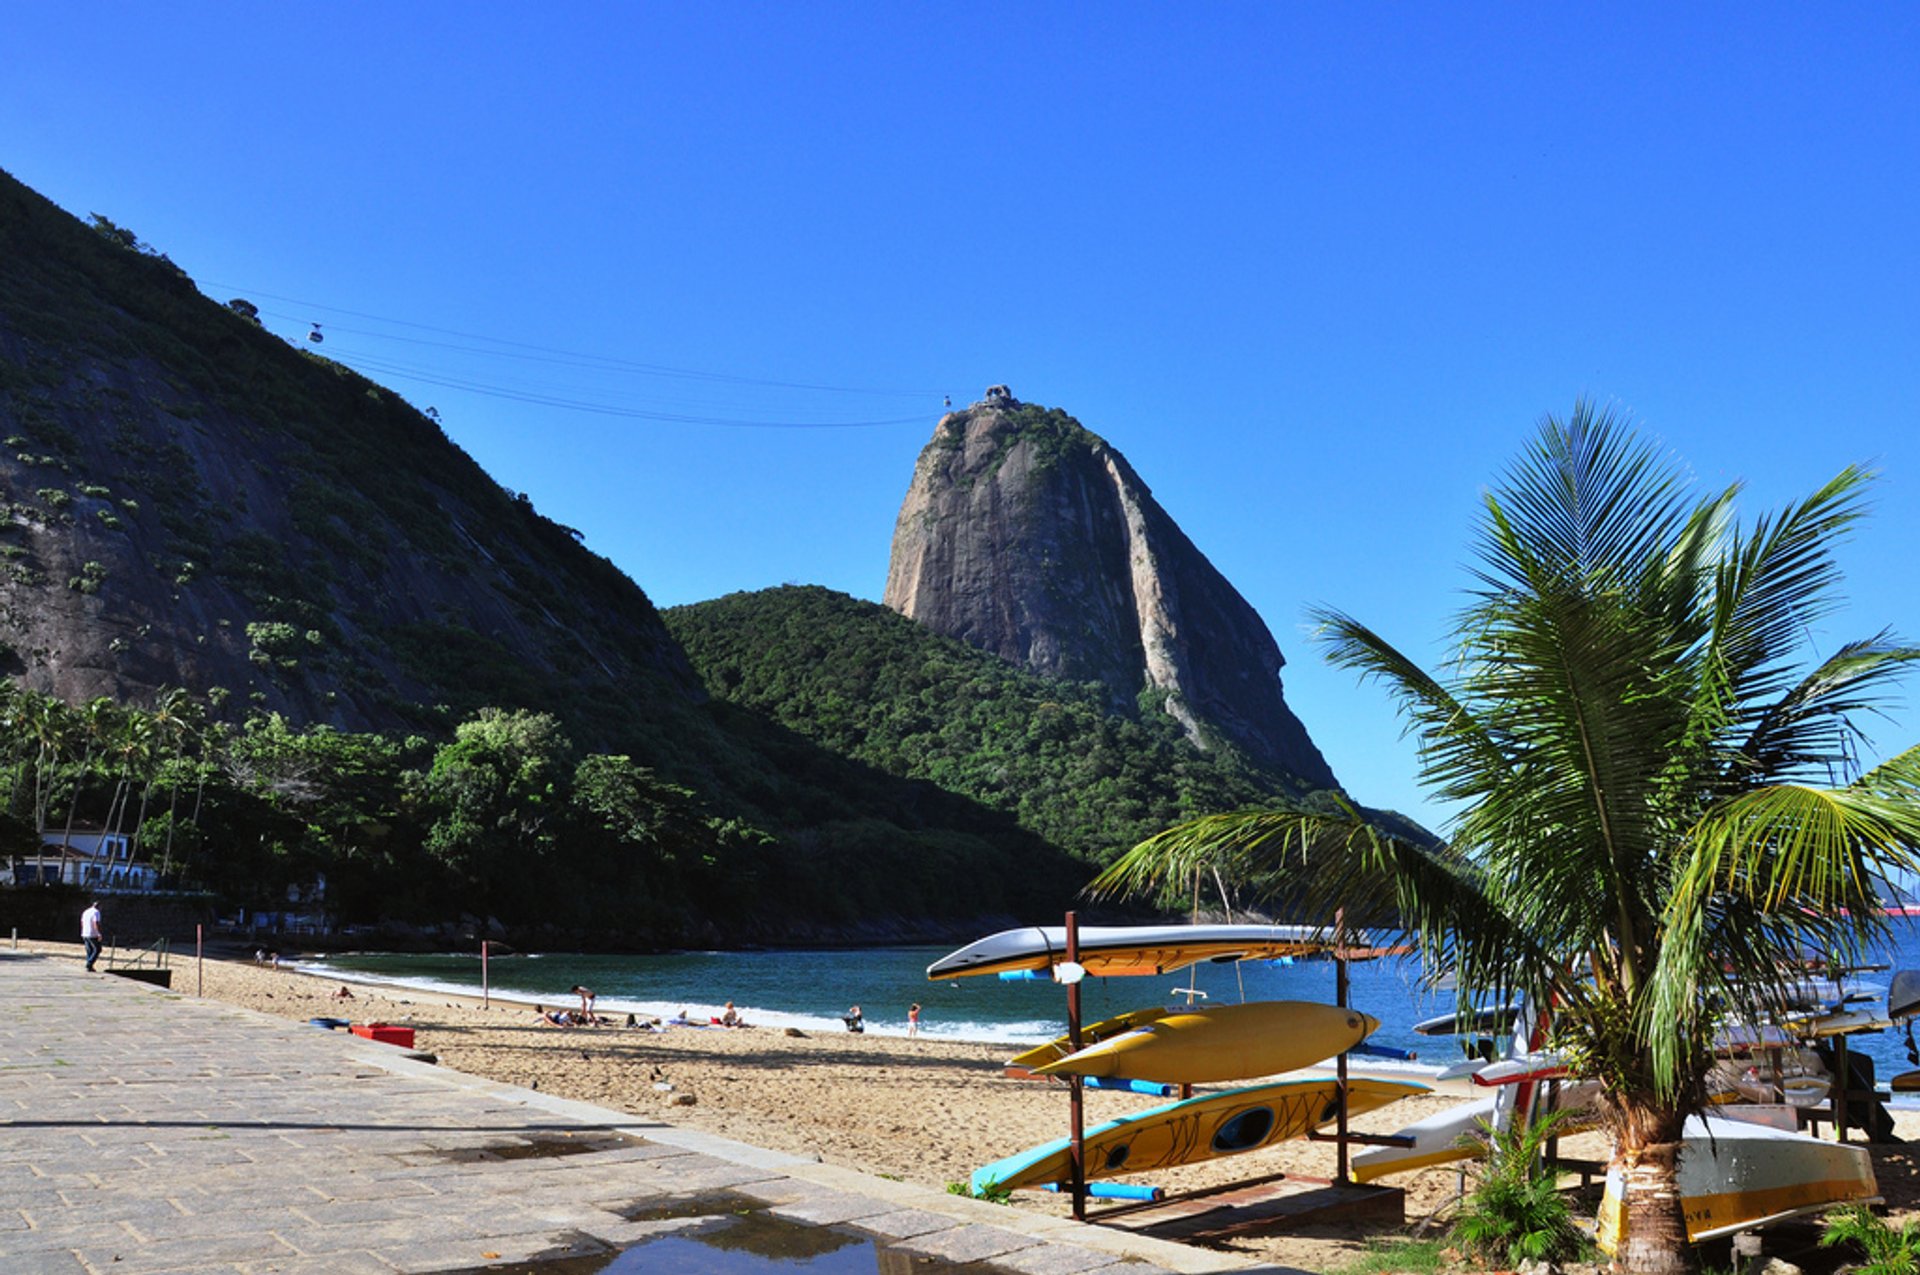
(1092, 404), (1920, 1275)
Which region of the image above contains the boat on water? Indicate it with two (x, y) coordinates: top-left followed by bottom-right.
(926, 923), (1371, 981)
(1031, 1001), (1378, 1085)
(971, 1076), (1429, 1194)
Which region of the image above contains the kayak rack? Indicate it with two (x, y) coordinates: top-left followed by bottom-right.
(981, 908), (1409, 1224)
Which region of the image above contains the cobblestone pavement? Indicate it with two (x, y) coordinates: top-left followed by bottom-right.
(0, 950), (1302, 1275)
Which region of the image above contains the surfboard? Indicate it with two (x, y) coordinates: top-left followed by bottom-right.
(1031, 1001), (1378, 1085)
(1782, 1008), (1888, 1038)
(1469, 1051), (1569, 1087)
(927, 924), (1368, 981)
(1596, 1114), (1878, 1251)
(1411, 1002), (1520, 1037)
(1007, 1007), (1172, 1072)
(971, 1076), (1429, 1194)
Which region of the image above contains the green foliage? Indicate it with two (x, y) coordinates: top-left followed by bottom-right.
(1321, 1238), (1448, 1275)
(0, 169), (1098, 939)
(68, 560), (107, 594)
(1822, 1205), (1920, 1275)
(1449, 1109), (1586, 1267)
(947, 1179), (1012, 1205)
(666, 585), (1308, 869)
(1095, 406), (1920, 1271)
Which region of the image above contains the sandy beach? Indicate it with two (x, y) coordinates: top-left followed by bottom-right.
(23, 939), (1920, 1271)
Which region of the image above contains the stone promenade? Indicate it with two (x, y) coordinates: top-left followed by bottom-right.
(0, 949), (1301, 1274)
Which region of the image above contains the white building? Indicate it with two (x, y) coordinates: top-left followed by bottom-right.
(1, 829), (158, 890)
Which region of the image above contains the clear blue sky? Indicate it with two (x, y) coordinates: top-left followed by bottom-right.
(5, 5), (1917, 833)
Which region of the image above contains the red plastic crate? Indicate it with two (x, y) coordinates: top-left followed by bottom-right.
(349, 1023), (416, 1048)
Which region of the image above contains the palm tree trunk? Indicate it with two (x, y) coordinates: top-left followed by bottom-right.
(1608, 1105), (1690, 1275)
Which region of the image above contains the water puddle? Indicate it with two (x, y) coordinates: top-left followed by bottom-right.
(432, 1191), (996, 1273)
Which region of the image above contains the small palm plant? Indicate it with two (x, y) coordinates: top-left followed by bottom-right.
(1821, 1204), (1920, 1275)
(1450, 1107), (1587, 1268)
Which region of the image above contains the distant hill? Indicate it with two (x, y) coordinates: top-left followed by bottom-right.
(884, 388), (1339, 790)
(666, 585), (1324, 866)
(0, 168), (1088, 942)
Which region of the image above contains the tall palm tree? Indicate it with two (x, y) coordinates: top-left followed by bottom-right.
(1092, 404), (1920, 1274)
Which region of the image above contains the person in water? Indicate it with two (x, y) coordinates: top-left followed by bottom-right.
(842, 1005), (864, 1033)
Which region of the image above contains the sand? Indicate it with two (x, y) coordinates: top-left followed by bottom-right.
(23, 939), (1920, 1271)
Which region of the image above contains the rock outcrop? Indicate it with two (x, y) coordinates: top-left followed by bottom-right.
(884, 391), (1338, 790)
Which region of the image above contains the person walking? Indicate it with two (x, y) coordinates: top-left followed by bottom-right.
(80, 900), (103, 972)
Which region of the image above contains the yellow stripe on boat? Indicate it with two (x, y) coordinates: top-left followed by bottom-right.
(1595, 1114), (1878, 1253)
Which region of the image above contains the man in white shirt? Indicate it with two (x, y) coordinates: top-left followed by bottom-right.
(81, 901), (103, 972)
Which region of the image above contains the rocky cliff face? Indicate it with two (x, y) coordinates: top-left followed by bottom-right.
(884, 390), (1338, 790)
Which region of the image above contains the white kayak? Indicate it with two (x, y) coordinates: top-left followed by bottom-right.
(1351, 1079), (1601, 1183)
(926, 924), (1372, 980)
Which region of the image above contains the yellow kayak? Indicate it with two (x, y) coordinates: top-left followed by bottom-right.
(1008, 1007), (1171, 1072)
(972, 1076), (1428, 1193)
(1032, 1000), (1378, 1085)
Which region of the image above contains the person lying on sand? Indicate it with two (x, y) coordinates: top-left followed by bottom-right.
(332, 984), (355, 1001)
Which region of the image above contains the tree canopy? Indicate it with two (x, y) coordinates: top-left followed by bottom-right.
(1093, 403), (1920, 1272)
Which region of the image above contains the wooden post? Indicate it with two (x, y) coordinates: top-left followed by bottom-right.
(1834, 1033), (1850, 1143)
(1335, 912), (1351, 1185)
(1066, 910), (1086, 1221)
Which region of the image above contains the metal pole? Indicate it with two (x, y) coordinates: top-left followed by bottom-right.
(481, 940), (490, 1010)
(1066, 910), (1086, 1221)
(196, 923), (203, 997)
(1335, 926), (1351, 1184)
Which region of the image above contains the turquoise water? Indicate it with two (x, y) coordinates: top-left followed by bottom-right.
(297, 924), (1920, 1086)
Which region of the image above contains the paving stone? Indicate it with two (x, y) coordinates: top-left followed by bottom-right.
(893, 1221), (1043, 1264)
(0, 954), (1259, 1275)
(850, 1207), (973, 1240)
(988, 1243), (1150, 1274)
(767, 1191), (900, 1225)
(235, 1252), (399, 1274)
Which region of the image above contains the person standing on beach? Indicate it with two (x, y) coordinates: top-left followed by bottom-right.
(571, 985), (596, 1022)
(907, 1003), (921, 1038)
(80, 901), (103, 972)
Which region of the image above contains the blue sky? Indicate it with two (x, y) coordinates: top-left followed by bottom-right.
(5, 5), (1917, 833)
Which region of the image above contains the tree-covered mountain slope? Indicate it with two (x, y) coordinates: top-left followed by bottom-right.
(666, 585), (1334, 866)
(0, 169), (1088, 941)
(0, 166), (698, 744)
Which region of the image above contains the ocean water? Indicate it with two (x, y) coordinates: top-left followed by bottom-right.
(296, 921), (1920, 1088)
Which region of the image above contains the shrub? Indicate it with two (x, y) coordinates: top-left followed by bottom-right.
(1449, 1107), (1586, 1267)
(1822, 1204), (1920, 1275)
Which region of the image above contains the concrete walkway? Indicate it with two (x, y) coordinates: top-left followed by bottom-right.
(0, 950), (1304, 1274)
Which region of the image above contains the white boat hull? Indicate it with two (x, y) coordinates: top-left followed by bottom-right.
(1595, 1114), (1878, 1251)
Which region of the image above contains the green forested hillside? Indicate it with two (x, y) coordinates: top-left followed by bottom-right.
(666, 586), (1325, 866)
